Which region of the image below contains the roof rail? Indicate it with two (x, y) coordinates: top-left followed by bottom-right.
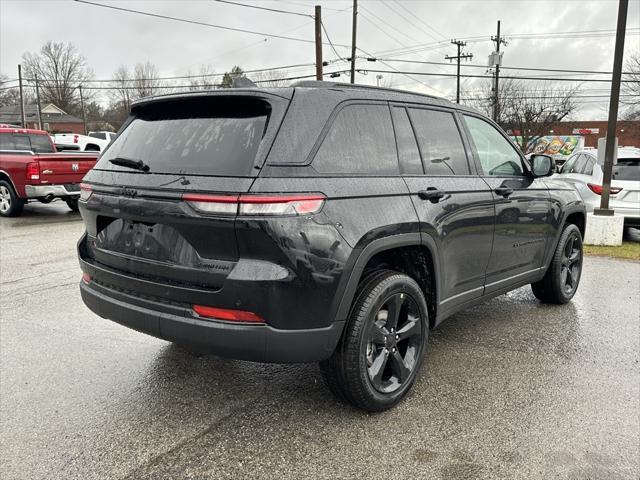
(290, 80), (442, 101)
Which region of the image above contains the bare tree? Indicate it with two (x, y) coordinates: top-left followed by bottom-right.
(621, 50), (640, 120)
(22, 41), (93, 113)
(221, 66), (244, 88)
(463, 79), (578, 151)
(187, 65), (219, 91)
(0, 73), (21, 108)
(109, 66), (132, 112)
(250, 69), (290, 87)
(131, 62), (164, 98)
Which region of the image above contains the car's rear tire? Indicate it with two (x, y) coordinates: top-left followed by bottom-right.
(531, 223), (583, 304)
(320, 269), (429, 412)
(65, 197), (80, 212)
(0, 180), (25, 217)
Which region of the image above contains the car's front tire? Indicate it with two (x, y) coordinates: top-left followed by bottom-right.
(320, 270), (429, 412)
(531, 223), (583, 304)
(0, 180), (25, 217)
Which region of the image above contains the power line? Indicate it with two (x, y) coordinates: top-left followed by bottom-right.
(382, 1), (442, 43)
(212, 0), (312, 18)
(321, 21), (345, 61)
(389, 0), (448, 41)
(370, 57), (635, 76)
(27, 62), (317, 84)
(74, 0), (351, 47)
(353, 68), (637, 83)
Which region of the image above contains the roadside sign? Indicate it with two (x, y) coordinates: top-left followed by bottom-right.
(572, 128), (600, 135)
(598, 137), (618, 165)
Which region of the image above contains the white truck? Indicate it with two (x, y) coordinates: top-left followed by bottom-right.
(52, 131), (115, 152)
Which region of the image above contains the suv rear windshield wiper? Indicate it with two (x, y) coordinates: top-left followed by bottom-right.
(109, 156), (150, 172)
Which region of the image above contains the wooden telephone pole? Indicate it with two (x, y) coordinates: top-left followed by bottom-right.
(491, 20), (507, 122)
(315, 5), (323, 80)
(445, 40), (473, 103)
(350, 0), (357, 84)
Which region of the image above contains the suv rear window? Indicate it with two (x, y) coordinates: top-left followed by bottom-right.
(0, 132), (55, 153)
(95, 97), (271, 176)
(613, 158), (640, 181)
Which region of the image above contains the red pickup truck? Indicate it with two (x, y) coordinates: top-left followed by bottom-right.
(0, 126), (98, 217)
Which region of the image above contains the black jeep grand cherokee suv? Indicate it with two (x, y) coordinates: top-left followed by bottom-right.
(78, 82), (585, 411)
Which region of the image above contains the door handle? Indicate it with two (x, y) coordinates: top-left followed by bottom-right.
(494, 187), (514, 198)
(418, 188), (446, 203)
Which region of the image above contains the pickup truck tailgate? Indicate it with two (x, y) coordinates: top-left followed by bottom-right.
(36, 153), (97, 185)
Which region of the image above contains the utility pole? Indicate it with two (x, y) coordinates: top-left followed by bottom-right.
(18, 64), (26, 128)
(595, 0), (628, 216)
(445, 40), (473, 103)
(35, 74), (43, 130)
(490, 20), (507, 122)
(78, 85), (87, 135)
(315, 5), (323, 81)
(350, 0), (357, 84)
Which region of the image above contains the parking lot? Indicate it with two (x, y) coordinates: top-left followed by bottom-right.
(1, 203), (639, 480)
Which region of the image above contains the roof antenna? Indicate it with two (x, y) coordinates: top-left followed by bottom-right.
(232, 77), (257, 88)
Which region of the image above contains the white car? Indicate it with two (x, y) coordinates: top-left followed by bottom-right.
(52, 133), (112, 152)
(555, 147), (640, 227)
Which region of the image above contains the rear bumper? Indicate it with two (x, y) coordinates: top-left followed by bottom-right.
(25, 184), (80, 198)
(79, 279), (344, 363)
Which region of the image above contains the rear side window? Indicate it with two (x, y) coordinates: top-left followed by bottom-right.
(391, 107), (423, 175)
(581, 157), (596, 175)
(571, 154), (588, 174)
(613, 158), (640, 181)
(89, 132), (107, 140)
(0, 133), (54, 153)
(408, 108), (470, 175)
(29, 134), (55, 153)
(312, 104), (399, 175)
(96, 97), (271, 176)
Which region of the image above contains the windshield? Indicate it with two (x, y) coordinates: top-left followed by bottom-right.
(96, 97), (270, 176)
(613, 158), (640, 181)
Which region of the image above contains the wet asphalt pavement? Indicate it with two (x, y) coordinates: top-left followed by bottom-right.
(1, 202), (639, 480)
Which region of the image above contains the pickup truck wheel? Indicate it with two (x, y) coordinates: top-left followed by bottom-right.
(0, 181), (24, 217)
(320, 270), (429, 412)
(531, 223), (583, 304)
(65, 197), (80, 212)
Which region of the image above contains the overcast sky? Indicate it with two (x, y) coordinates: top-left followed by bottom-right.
(1, 0), (639, 119)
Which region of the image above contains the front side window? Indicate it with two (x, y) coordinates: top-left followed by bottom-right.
(0, 133), (13, 150)
(464, 115), (524, 176)
(409, 108), (470, 175)
(312, 104), (399, 175)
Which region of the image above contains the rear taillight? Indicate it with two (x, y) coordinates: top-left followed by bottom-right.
(192, 305), (264, 323)
(26, 162), (40, 181)
(81, 273), (91, 284)
(587, 183), (622, 195)
(182, 193), (326, 216)
(79, 183), (92, 201)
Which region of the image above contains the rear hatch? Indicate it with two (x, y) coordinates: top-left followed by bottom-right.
(611, 157), (640, 208)
(79, 90), (291, 291)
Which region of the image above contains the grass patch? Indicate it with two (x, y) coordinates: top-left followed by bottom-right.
(584, 242), (640, 261)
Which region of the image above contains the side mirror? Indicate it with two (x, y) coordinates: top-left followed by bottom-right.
(530, 154), (555, 177)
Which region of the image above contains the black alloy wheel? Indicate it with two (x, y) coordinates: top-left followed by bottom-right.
(365, 292), (423, 393)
